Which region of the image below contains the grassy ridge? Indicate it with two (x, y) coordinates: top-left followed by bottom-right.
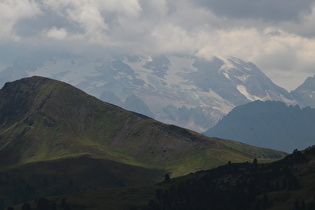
(0, 76), (286, 176)
(0, 76), (288, 208)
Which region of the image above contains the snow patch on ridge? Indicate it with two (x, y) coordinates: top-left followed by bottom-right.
(236, 85), (262, 101)
(244, 67), (252, 71)
(280, 94), (298, 105)
(219, 57), (237, 72)
(223, 72), (230, 80)
(235, 75), (249, 82)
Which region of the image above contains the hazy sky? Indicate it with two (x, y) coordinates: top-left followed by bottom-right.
(0, 0), (315, 90)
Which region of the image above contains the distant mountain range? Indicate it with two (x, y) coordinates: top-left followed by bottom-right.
(204, 100), (315, 152)
(2, 53), (312, 133)
(0, 76), (285, 207)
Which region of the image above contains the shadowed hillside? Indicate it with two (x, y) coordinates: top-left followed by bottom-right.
(0, 76), (286, 208)
(25, 146), (315, 210)
(204, 100), (315, 152)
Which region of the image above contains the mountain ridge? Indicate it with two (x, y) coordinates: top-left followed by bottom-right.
(0, 76), (286, 174)
(203, 100), (315, 152)
(0, 54), (300, 132)
(0, 76), (287, 207)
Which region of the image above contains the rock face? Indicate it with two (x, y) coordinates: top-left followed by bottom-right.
(0, 54), (296, 132)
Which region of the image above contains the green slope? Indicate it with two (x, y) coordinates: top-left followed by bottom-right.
(0, 76), (288, 208)
(29, 146), (315, 210)
(0, 77), (284, 175)
(0, 76), (286, 176)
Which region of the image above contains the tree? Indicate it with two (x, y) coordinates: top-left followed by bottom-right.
(37, 198), (49, 210)
(293, 199), (300, 210)
(164, 174), (170, 183)
(22, 202), (31, 210)
(253, 158), (258, 165)
(0, 199), (4, 210)
(263, 194), (269, 209)
(51, 201), (57, 210)
(61, 198), (72, 210)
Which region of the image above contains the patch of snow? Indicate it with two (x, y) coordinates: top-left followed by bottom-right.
(279, 94), (298, 105)
(219, 58), (237, 72)
(229, 57), (252, 72)
(147, 56), (153, 62)
(235, 75), (249, 82)
(223, 72), (230, 80)
(236, 85), (263, 101)
(219, 62), (236, 71)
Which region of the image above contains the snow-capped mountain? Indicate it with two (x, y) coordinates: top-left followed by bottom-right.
(0, 54), (296, 132)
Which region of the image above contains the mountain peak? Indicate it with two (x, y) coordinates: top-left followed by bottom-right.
(291, 74), (315, 108)
(0, 54), (299, 132)
(295, 74), (315, 91)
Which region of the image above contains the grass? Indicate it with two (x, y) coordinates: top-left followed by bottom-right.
(0, 155), (166, 208)
(0, 77), (290, 208)
(14, 185), (158, 210)
(0, 77), (287, 176)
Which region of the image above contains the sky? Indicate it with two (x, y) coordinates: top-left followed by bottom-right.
(0, 0), (315, 91)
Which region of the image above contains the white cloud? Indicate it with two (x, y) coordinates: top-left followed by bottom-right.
(97, 0), (142, 17)
(45, 27), (67, 40)
(193, 26), (315, 90)
(39, 0), (144, 45)
(0, 0), (41, 39)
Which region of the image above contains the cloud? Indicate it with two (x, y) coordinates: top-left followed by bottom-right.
(193, 0), (314, 21)
(45, 27), (67, 40)
(281, 5), (315, 38)
(0, 0), (314, 90)
(0, 0), (42, 40)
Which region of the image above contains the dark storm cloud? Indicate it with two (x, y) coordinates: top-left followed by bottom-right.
(194, 0), (314, 21)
